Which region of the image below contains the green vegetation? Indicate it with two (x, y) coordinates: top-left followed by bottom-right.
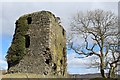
(2, 73), (68, 78)
(90, 78), (120, 80)
(6, 11), (56, 67)
(6, 15), (29, 66)
(40, 11), (56, 18)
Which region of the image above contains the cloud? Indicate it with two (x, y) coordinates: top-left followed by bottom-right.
(0, 0), (119, 2)
(0, 59), (8, 70)
(1, 2), (118, 37)
(67, 51), (100, 74)
(67, 51), (99, 68)
(0, 59), (6, 64)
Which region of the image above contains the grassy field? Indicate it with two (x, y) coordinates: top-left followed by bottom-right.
(2, 73), (67, 78)
(1, 73), (120, 80)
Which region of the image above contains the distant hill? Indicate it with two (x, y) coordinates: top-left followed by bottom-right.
(69, 73), (120, 78)
(0, 70), (7, 75)
(69, 73), (102, 78)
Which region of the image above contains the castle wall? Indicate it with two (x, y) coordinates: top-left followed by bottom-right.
(48, 18), (67, 76)
(6, 11), (67, 76)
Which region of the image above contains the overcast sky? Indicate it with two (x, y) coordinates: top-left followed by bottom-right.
(0, 1), (119, 74)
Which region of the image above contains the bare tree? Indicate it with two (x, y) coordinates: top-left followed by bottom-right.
(68, 9), (119, 78)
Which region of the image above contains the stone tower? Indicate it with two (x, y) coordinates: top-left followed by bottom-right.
(6, 11), (67, 76)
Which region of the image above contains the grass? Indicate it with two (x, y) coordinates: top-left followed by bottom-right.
(90, 78), (120, 80)
(2, 73), (120, 80)
(2, 73), (68, 78)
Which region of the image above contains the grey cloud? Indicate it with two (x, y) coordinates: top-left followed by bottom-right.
(1, 2), (118, 37)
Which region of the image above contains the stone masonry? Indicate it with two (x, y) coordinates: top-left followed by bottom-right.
(6, 11), (67, 76)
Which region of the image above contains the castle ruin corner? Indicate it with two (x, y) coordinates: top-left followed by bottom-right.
(6, 11), (67, 76)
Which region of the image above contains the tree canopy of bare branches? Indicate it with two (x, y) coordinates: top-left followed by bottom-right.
(68, 9), (119, 78)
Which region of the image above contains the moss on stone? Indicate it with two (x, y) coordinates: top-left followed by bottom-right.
(6, 11), (67, 76)
(6, 15), (29, 66)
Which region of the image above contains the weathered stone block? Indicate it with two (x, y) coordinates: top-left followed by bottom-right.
(6, 11), (67, 77)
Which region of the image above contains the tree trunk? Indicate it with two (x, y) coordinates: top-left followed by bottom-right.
(100, 62), (106, 78)
(100, 67), (106, 78)
(108, 67), (112, 78)
(100, 57), (106, 78)
(108, 66), (116, 78)
(111, 67), (116, 78)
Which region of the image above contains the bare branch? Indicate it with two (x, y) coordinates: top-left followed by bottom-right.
(69, 9), (118, 78)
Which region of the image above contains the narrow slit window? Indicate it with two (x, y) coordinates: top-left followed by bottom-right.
(63, 48), (66, 57)
(63, 48), (65, 54)
(62, 29), (65, 36)
(25, 35), (30, 48)
(60, 60), (63, 64)
(27, 17), (32, 24)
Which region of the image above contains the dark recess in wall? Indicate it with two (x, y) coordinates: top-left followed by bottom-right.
(25, 35), (30, 48)
(27, 17), (32, 24)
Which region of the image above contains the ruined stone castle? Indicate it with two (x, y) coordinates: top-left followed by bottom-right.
(6, 11), (67, 76)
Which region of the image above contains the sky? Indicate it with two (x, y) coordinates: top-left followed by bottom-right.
(0, 1), (119, 74)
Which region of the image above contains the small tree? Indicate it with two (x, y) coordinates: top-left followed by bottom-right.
(68, 9), (119, 78)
